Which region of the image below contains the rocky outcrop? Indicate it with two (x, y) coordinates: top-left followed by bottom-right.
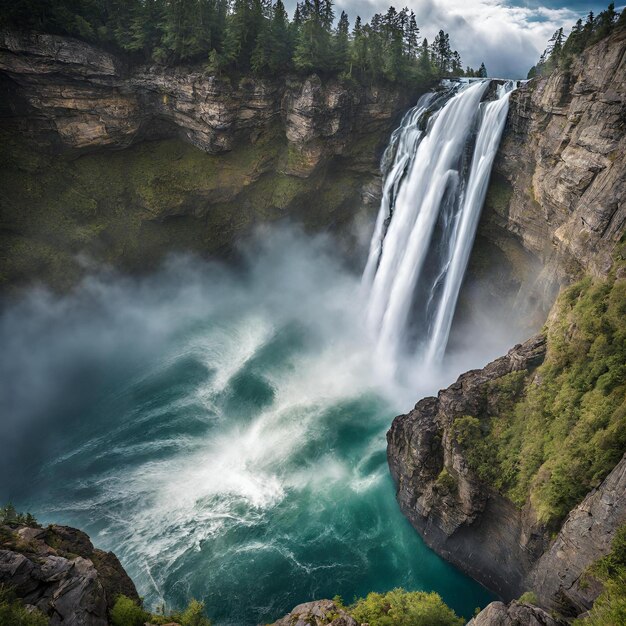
(467, 601), (566, 626)
(0, 522), (139, 625)
(388, 331), (626, 610)
(387, 335), (549, 600)
(390, 26), (626, 617)
(0, 30), (418, 291)
(269, 599), (360, 626)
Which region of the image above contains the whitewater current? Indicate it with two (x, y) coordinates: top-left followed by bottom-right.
(1, 79), (515, 625)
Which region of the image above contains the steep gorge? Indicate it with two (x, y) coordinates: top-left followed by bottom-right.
(1, 19), (625, 626)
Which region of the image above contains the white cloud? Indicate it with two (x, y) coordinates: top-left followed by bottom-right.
(285, 0), (582, 78)
(400, 0), (579, 78)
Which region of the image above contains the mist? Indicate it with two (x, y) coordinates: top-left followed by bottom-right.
(0, 225), (526, 490)
(0, 224), (523, 623)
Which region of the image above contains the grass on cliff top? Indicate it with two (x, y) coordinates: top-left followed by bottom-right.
(452, 241), (626, 529)
(575, 525), (626, 626)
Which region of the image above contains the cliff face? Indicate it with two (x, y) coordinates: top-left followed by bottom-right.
(0, 522), (138, 625)
(389, 26), (626, 620)
(0, 30), (417, 290)
(462, 26), (626, 328)
(387, 335), (549, 600)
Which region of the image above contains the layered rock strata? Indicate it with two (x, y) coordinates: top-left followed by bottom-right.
(0, 30), (418, 290)
(462, 26), (626, 324)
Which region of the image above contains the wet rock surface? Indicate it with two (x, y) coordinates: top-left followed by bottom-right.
(387, 335), (549, 600)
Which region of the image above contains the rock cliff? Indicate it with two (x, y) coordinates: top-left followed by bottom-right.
(387, 335), (549, 600)
(0, 30), (418, 290)
(467, 601), (566, 626)
(0, 522), (138, 625)
(461, 25), (626, 329)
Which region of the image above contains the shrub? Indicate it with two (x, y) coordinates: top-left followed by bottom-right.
(111, 595), (149, 626)
(0, 585), (48, 626)
(178, 599), (212, 626)
(518, 591), (538, 605)
(450, 257), (626, 528)
(0, 504), (39, 528)
(348, 588), (464, 626)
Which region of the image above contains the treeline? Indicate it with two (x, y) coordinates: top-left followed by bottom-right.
(529, 2), (626, 77)
(0, 0), (487, 83)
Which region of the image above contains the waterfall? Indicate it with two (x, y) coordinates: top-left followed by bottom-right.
(363, 79), (516, 377)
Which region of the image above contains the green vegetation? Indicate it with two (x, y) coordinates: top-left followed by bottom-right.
(0, 128), (356, 289)
(517, 591), (538, 605)
(528, 3), (626, 78)
(0, 585), (48, 626)
(0, 504), (39, 528)
(111, 595), (150, 626)
(0, 0), (486, 83)
(112, 595), (212, 626)
(337, 588), (464, 626)
(435, 468), (457, 493)
(575, 525), (626, 626)
(451, 245), (626, 528)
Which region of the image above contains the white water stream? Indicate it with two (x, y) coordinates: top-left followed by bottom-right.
(363, 79), (516, 377)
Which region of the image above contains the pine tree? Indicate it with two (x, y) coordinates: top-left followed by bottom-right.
(405, 11), (419, 58)
(450, 51), (462, 75)
(333, 10), (350, 73)
(431, 29), (451, 75)
(351, 15), (367, 77)
(477, 61), (487, 77)
(418, 37), (431, 76)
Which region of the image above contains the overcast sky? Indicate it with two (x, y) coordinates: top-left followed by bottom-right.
(286, 1), (620, 78)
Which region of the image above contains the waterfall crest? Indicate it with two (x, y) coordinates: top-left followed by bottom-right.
(363, 79), (516, 377)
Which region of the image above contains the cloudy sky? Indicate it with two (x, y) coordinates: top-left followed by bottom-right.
(288, 1), (620, 78)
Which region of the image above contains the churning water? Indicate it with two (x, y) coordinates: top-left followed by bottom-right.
(1, 80), (516, 624)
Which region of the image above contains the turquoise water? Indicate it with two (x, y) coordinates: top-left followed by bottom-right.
(1, 231), (494, 624)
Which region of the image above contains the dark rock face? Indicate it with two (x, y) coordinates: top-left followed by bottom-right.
(388, 28), (626, 616)
(387, 335), (549, 600)
(467, 601), (566, 626)
(269, 599), (360, 626)
(387, 336), (626, 610)
(0, 523), (139, 625)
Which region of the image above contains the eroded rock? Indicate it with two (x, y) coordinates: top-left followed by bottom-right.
(0, 523), (139, 625)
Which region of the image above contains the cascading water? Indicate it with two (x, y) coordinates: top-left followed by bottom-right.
(363, 79), (516, 377)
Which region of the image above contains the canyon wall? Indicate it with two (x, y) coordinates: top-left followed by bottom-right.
(388, 24), (626, 621)
(0, 30), (419, 290)
(459, 25), (625, 334)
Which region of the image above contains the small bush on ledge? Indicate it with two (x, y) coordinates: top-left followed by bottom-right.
(336, 588), (464, 626)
